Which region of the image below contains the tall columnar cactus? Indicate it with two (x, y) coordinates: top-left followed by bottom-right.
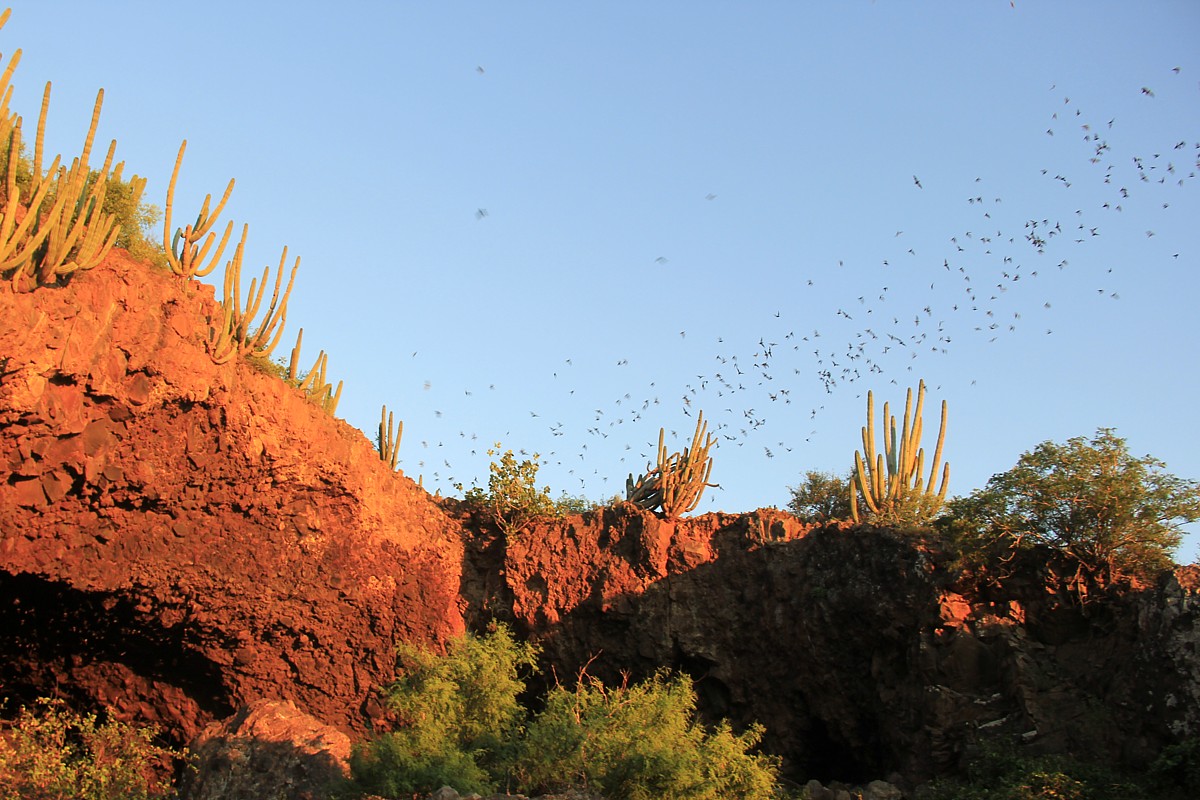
(378, 404), (403, 471)
(216, 223), (299, 361)
(851, 379), (950, 524)
(0, 73), (120, 289)
(30, 90), (121, 284)
(626, 412), (718, 520)
(162, 139), (234, 280)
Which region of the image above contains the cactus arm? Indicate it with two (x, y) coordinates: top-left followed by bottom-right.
(927, 399), (947, 494)
(287, 328), (304, 382)
(163, 140), (236, 279)
(207, 304), (237, 364)
(378, 406), (403, 469)
(30, 80), (47, 194)
(245, 249), (298, 359)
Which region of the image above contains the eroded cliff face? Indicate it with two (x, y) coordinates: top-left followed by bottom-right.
(2, 252), (1197, 787)
(0, 252), (465, 742)
(473, 509), (1200, 782)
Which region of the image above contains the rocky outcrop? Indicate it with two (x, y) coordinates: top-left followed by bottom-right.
(486, 509), (1200, 782)
(0, 252), (465, 742)
(180, 699), (351, 800)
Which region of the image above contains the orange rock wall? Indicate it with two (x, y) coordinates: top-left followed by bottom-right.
(0, 252), (465, 741)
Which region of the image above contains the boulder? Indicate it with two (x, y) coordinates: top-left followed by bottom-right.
(179, 699), (351, 800)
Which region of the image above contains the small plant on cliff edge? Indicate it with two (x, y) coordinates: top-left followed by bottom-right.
(0, 697), (179, 800)
(460, 444), (557, 537)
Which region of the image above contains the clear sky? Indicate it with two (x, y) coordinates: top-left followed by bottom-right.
(6, 2), (1198, 560)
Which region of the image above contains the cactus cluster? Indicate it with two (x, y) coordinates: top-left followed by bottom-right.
(626, 412), (717, 520)
(283, 328), (342, 416)
(162, 140), (234, 281)
(0, 11), (124, 290)
(218, 224), (298, 360)
(378, 404), (403, 470)
(169, 144), (300, 370)
(850, 379), (950, 524)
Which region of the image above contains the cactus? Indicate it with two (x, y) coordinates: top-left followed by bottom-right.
(31, 91), (121, 283)
(162, 140), (234, 281)
(627, 412), (718, 520)
(206, 303), (237, 364)
(217, 223), (298, 361)
(0, 80), (120, 289)
(850, 379), (950, 525)
(378, 404), (403, 470)
(293, 349), (340, 416)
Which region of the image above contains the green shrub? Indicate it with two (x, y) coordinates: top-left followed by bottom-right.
(0, 697), (178, 800)
(353, 629), (781, 799)
(916, 739), (1167, 800)
(460, 444), (557, 537)
(1151, 737), (1200, 794)
(551, 491), (607, 515)
(350, 624), (539, 796)
(514, 671), (779, 800)
(100, 171), (169, 270)
(787, 469), (854, 523)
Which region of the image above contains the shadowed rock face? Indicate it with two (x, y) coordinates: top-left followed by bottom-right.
(0, 251), (465, 743)
(483, 508), (1200, 782)
(3, 252), (1197, 786)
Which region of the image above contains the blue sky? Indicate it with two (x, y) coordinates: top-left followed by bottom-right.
(7, 2), (1199, 560)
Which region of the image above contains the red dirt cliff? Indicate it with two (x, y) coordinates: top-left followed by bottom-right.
(0, 251), (465, 742)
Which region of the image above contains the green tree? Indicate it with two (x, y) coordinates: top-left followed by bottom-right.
(787, 469), (854, 523)
(946, 428), (1200, 585)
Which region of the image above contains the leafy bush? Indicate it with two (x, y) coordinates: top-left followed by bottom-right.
(787, 469), (854, 523)
(100, 171), (169, 270)
(1150, 737), (1200, 793)
(0, 697), (178, 800)
(353, 628), (780, 799)
(944, 428), (1200, 586)
(916, 739), (1173, 800)
(350, 624), (539, 796)
(514, 671), (779, 800)
(552, 490), (607, 514)
(460, 444), (557, 537)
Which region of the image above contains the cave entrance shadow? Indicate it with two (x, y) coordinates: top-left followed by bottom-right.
(0, 571), (233, 743)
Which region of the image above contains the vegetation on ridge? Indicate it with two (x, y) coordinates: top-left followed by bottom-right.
(851, 379), (950, 526)
(626, 411), (719, 520)
(944, 427), (1200, 588)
